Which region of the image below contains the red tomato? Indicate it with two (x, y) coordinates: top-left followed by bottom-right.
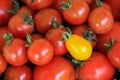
(90, 2), (112, 12)
(27, 38), (54, 65)
(78, 52), (115, 80)
(31, 33), (44, 41)
(51, 0), (68, 12)
(95, 22), (120, 54)
(71, 25), (97, 48)
(0, 53), (7, 74)
(107, 43), (120, 69)
(4, 65), (32, 80)
(62, 0), (90, 25)
(71, 25), (89, 37)
(3, 38), (28, 66)
(33, 56), (76, 80)
(34, 8), (62, 34)
(88, 7), (114, 34)
(45, 27), (68, 56)
(8, 14), (34, 38)
(16, 6), (35, 17)
(0, 27), (9, 53)
(103, 0), (120, 21)
(0, 0), (12, 26)
(25, 0), (54, 10)
(84, 0), (94, 5)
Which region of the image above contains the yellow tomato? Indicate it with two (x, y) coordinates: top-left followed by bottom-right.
(65, 34), (92, 60)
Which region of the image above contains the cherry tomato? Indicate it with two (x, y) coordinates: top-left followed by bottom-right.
(88, 7), (114, 34)
(3, 37), (28, 66)
(0, 0), (12, 26)
(27, 38), (54, 65)
(16, 6), (35, 17)
(90, 2), (112, 12)
(33, 56), (76, 80)
(8, 13), (34, 38)
(63, 33), (92, 60)
(95, 22), (120, 54)
(84, 0), (94, 6)
(4, 65), (32, 80)
(103, 0), (120, 21)
(25, 0), (54, 10)
(107, 43), (120, 69)
(31, 33), (44, 41)
(71, 24), (97, 48)
(51, 0), (68, 12)
(61, 0), (90, 25)
(34, 8), (62, 34)
(45, 27), (68, 56)
(78, 52), (115, 80)
(0, 53), (7, 74)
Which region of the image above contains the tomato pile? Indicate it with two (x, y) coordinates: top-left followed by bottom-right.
(0, 0), (120, 80)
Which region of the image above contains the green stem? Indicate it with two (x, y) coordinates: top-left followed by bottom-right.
(52, 18), (59, 28)
(6, 0), (19, 14)
(59, 0), (72, 10)
(25, 33), (33, 47)
(62, 27), (72, 41)
(22, 13), (34, 25)
(104, 36), (114, 51)
(83, 28), (97, 42)
(94, 0), (102, 7)
(3, 33), (13, 45)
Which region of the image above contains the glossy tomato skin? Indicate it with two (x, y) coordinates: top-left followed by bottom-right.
(2, 38), (28, 66)
(34, 8), (62, 34)
(25, 0), (54, 10)
(71, 25), (97, 48)
(0, 53), (7, 74)
(88, 7), (114, 34)
(16, 6), (35, 17)
(31, 33), (44, 41)
(84, 0), (94, 5)
(4, 65), (32, 80)
(8, 14), (34, 38)
(0, 27), (9, 53)
(65, 34), (92, 60)
(0, 0), (12, 26)
(62, 0), (90, 25)
(78, 52), (115, 80)
(45, 27), (68, 56)
(107, 43), (120, 69)
(103, 0), (120, 21)
(27, 38), (54, 65)
(51, 0), (68, 12)
(90, 2), (112, 12)
(33, 56), (76, 80)
(95, 22), (120, 54)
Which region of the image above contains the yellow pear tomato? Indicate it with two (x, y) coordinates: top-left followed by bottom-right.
(64, 34), (92, 60)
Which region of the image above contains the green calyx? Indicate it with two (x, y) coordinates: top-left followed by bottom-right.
(3, 33), (13, 46)
(62, 27), (72, 41)
(52, 18), (59, 28)
(59, 0), (72, 10)
(83, 29), (97, 42)
(6, 0), (20, 14)
(52, 18), (65, 29)
(25, 33), (33, 47)
(22, 13), (34, 25)
(104, 37), (114, 51)
(94, 0), (102, 7)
